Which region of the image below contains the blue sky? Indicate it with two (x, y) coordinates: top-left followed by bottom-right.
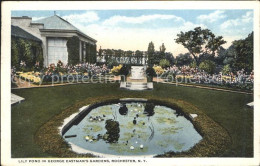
(12, 10), (254, 55)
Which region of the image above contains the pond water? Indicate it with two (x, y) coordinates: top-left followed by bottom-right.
(63, 102), (202, 156)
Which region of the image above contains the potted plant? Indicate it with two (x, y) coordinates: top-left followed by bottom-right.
(146, 66), (156, 82)
(119, 64), (129, 82)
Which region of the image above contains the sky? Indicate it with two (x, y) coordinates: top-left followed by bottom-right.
(12, 10), (254, 56)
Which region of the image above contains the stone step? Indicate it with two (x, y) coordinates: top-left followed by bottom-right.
(126, 84), (147, 88)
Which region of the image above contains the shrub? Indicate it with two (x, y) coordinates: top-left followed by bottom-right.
(221, 64), (231, 75)
(190, 60), (197, 68)
(199, 60), (216, 74)
(119, 64), (129, 76)
(153, 65), (164, 75)
(159, 59), (170, 69)
(146, 66), (156, 82)
(111, 64), (122, 75)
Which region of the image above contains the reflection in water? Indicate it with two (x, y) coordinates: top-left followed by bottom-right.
(64, 102), (202, 156)
(144, 103), (155, 117)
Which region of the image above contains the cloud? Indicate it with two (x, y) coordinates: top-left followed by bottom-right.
(103, 14), (184, 26)
(73, 19), (206, 56)
(62, 11), (99, 24)
(220, 11), (253, 35)
(197, 10), (226, 23)
(32, 17), (45, 21)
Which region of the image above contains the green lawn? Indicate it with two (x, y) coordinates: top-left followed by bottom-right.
(11, 83), (253, 157)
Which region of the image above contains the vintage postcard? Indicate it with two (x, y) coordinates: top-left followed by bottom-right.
(1, 1), (260, 166)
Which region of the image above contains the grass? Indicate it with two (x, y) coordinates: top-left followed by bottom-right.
(11, 83), (253, 157)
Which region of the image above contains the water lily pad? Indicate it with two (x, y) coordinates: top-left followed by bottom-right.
(83, 124), (103, 133)
(159, 126), (182, 135)
(156, 117), (177, 125)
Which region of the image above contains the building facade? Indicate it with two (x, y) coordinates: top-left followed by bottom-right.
(11, 15), (97, 67)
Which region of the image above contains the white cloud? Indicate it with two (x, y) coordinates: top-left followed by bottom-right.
(197, 10), (226, 23)
(103, 14), (184, 26)
(32, 17), (45, 21)
(73, 19), (206, 56)
(220, 11), (253, 34)
(63, 11), (99, 24)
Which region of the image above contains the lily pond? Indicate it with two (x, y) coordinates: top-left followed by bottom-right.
(63, 102), (202, 156)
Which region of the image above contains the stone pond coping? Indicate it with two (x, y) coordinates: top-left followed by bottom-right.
(59, 99), (155, 157)
(35, 95), (231, 158)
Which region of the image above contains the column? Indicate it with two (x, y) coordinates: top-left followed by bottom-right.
(79, 40), (82, 63)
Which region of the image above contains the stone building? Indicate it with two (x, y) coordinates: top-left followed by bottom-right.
(11, 15), (97, 66)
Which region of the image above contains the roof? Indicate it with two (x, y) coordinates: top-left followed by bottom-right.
(11, 25), (41, 42)
(33, 15), (96, 42)
(33, 15), (78, 30)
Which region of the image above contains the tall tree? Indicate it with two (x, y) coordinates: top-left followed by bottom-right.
(175, 27), (226, 66)
(232, 32), (253, 72)
(154, 43), (166, 64)
(165, 52), (175, 65)
(175, 53), (193, 66)
(147, 41), (155, 66)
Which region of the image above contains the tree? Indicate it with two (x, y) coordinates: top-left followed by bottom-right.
(156, 43), (166, 64)
(135, 50), (143, 64)
(215, 46), (226, 65)
(175, 27), (226, 66)
(165, 52), (175, 65)
(232, 32), (253, 72)
(147, 41), (155, 66)
(159, 59), (170, 69)
(104, 49), (113, 64)
(175, 53), (193, 66)
(199, 60), (216, 74)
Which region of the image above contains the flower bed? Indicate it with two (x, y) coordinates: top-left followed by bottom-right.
(18, 72), (41, 84)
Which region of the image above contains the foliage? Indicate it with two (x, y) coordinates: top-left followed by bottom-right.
(107, 58), (119, 68)
(111, 64), (122, 75)
(104, 119), (120, 143)
(153, 43), (166, 64)
(221, 64), (232, 75)
(67, 36), (80, 65)
(175, 27), (226, 66)
(165, 52), (175, 65)
(232, 32), (253, 72)
(159, 59), (170, 69)
(11, 37), (43, 70)
(190, 60), (197, 68)
(199, 60), (216, 74)
(147, 41), (155, 65)
(135, 50), (143, 64)
(31, 94), (232, 157)
(119, 64), (129, 76)
(153, 65), (164, 75)
(11, 39), (19, 68)
(175, 53), (193, 66)
(12, 83), (252, 157)
(146, 66), (156, 82)
(18, 72), (41, 83)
